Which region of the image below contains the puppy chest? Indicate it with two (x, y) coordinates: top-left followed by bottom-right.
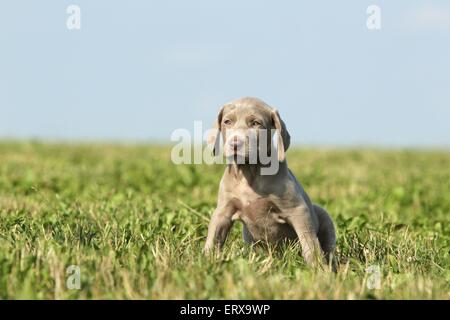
(232, 197), (278, 219)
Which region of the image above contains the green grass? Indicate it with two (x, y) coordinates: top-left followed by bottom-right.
(0, 141), (448, 299)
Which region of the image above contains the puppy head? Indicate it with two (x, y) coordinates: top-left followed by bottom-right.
(208, 97), (290, 162)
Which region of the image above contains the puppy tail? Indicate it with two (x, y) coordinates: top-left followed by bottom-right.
(313, 204), (337, 271)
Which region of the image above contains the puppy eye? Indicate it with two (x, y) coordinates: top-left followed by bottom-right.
(251, 120), (261, 127)
(223, 119), (232, 125)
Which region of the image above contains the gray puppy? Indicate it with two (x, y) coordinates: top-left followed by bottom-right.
(204, 97), (336, 268)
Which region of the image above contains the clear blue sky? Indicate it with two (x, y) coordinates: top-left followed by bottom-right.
(1, 1), (449, 146)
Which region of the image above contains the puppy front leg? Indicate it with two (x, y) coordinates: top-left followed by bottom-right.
(204, 205), (234, 253)
(286, 207), (323, 267)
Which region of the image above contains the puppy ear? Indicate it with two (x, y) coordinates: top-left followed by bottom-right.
(271, 109), (291, 162)
(207, 106), (225, 156)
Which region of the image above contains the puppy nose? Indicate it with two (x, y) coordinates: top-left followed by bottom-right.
(229, 136), (244, 148)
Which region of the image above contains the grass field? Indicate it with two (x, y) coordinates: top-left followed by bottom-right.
(0, 141), (448, 299)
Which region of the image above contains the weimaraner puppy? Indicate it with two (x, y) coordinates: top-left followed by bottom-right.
(204, 97), (336, 268)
